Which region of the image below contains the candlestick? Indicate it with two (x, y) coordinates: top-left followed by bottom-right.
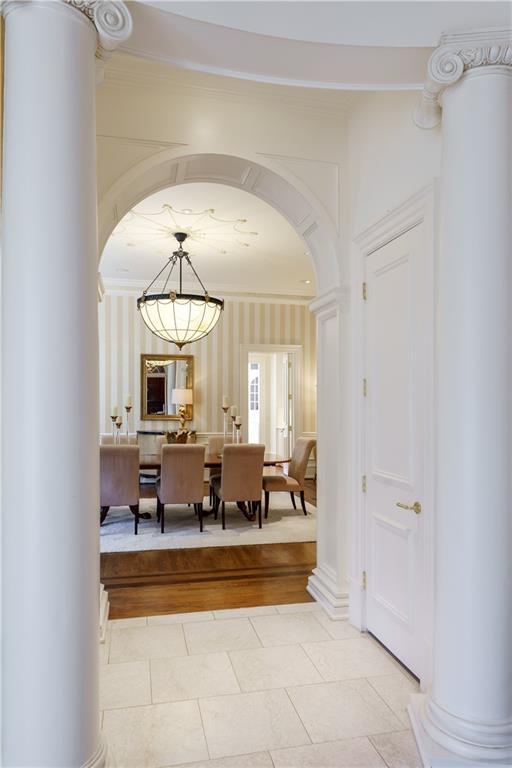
(231, 414), (237, 443)
(110, 415), (117, 442)
(111, 405), (119, 418)
(124, 405), (132, 438)
(235, 420), (242, 444)
(124, 394), (133, 409)
(115, 416), (122, 445)
(222, 395), (230, 408)
(222, 405), (229, 438)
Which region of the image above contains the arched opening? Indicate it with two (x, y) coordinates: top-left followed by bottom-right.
(98, 152), (347, 621)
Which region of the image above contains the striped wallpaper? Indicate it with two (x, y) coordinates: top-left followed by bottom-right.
(99, 293), (317, 436)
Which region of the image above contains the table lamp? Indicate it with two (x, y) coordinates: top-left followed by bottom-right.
(171, 388), (193, 430)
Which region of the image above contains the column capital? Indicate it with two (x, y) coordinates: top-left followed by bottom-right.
(2, 1), (132, 80)
(414, 27), (512, 129)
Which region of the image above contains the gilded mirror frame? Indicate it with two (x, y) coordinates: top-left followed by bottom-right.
(140, 353), (194, 421)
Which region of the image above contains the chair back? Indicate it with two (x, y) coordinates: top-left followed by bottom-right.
(155, 435), (167, 454)
(159, 444), (206, 504)
(288, 438), (316, 486)
(100, 434), (137, 445)
(208, 435), (232, 456)
(100, 445), (140, 507)
(221, 444), (265, 502)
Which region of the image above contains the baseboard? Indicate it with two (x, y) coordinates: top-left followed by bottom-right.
(307, 567), (348, 619)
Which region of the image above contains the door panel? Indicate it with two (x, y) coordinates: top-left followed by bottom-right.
(365, 223), (426, 677)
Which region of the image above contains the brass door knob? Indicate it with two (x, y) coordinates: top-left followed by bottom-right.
(396, 501), (422, 515)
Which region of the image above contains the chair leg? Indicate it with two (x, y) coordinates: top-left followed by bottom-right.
(130, 504), (139, 535)
(198, 502), (203, 532)
(161, 503), (165, 533)
(264, 491), (269, 519)
(156, 497), (161, 523)
(100, 506), (109, 524)
(214, 493), (219, 520)
(221, 501), (225, 530)
(258, 500), (262, 529)
(300, 490), (307, 515)
(290, 492), (297, 510)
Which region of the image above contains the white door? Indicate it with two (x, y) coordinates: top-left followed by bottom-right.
(364, 223), (429, 677)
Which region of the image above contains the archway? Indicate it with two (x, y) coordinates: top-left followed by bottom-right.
(98, 151), (348, 618)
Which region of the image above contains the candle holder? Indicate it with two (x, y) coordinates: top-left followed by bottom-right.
(124, 406), (132, 439)
(230, 414), (237, 443)
(110, 415), (117, 442)
(235, 421), (242, 444)
(115, 417), (122, 444)
(222, 406), (229, 438)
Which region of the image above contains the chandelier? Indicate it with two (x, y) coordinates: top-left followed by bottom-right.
(137, 232), (224, 349)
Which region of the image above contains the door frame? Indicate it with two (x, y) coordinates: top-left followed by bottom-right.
(349, 183), (437, 689)
(240, 343), (303, 449)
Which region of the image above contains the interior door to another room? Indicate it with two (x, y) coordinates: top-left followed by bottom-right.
(364, 222), (430, 678)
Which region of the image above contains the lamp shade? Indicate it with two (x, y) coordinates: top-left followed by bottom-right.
(171, 388), (193, 406)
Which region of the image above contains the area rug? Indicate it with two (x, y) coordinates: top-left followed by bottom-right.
(100, 495), (316, 553)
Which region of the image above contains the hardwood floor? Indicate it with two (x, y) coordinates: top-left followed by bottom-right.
(102, 479), (317, 619)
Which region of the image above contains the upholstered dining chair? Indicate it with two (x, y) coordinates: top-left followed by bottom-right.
(156, 444), (206, 533)
(262, 437), (316, 519)
(207, 435), (232, 506)
(100, 445), (142, 533)
(210, 444), (265, 529)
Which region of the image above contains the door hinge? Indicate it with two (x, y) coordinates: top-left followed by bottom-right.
(363, 378), (367, 397)
(362, 282), (367, 301)
(362, 570), (367, 590)
(361, 475), (367, 493)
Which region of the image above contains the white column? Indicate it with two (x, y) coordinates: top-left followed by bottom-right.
(1, 2), (131, 766)
(411, 28), (512, 765)
(307, 289), (349, 618)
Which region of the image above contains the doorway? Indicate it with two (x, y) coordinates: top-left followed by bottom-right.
(247, 350), (296, 457)
(241, 344), (302, 457)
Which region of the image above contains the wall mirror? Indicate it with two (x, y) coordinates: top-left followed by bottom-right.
(140, 354), (194, 421)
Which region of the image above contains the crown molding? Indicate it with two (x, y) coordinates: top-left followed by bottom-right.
(101, 276), (314, 304)
(102, 55), (355, 119)
(414, 26), (512, 129)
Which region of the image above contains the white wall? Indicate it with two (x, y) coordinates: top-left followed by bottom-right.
(99, 291), (316, 437)
(347, 91), (441, 238)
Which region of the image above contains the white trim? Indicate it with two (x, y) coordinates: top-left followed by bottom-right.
(350, 182), (437, 688)
(101, 277), (314, 304)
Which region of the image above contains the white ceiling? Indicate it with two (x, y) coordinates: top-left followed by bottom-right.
(148, 1), (511, 48)
(101, 182), (316, 296)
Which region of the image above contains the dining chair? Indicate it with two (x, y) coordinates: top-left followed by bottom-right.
(207, 435), (232, 506)
(262, 437), (316, 519)
(211, 444), (265, 529)
(156, 444), (206, 532)
(100, 445), (141, 533)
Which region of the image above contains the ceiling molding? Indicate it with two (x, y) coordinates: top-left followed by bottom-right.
(101, 276), (314, 304)
(103, 56), (357, 118)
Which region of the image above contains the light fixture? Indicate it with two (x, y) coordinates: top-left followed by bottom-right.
(137, 232), (224, 349)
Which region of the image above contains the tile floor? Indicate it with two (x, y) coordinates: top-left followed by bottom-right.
(101, 603), (422, 768)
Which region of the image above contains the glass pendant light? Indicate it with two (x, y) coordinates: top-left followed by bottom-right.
(137, 232), (224, 349)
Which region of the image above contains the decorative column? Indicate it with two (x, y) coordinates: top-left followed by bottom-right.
(307, 288), (349, 619)
(1, 2), (131, 767)
(410, 28), (512, 765)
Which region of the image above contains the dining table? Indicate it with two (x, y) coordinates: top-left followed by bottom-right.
(139, 451), (291, 471)
(139, 450), (291, 521)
